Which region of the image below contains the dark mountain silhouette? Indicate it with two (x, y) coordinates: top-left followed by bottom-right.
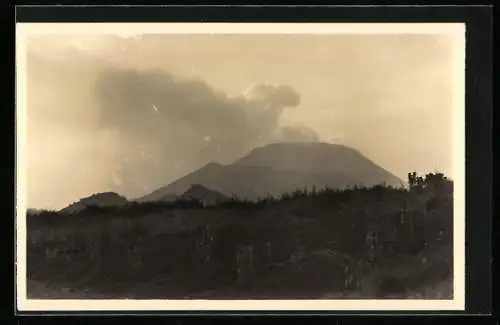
(138, 143), (402, 202)
(159, 193), (179, 202)
(177, 184), (230, 206)
(60, 192), (128, 214)
(234, 142), (402, 186)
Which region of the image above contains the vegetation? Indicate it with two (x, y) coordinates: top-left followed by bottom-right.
(26, 172), (453, 299)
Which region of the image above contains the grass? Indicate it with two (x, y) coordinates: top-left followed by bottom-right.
(26, 173), (453, 299)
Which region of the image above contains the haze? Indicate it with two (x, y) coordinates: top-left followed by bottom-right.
(23, 33), (456, 210)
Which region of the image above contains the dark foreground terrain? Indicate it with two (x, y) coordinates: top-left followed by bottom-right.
(26, 173), (453, 299)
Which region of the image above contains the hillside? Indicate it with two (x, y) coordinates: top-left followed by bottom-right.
(138, 163), (358, 202)
(26, 173), (453, 299)
(60, 192), (128, 214)
(234, 143), (402, 186)
(159, 193), (179, 202)
(177, 184), (229, 206)
(138, 143), (402, 202)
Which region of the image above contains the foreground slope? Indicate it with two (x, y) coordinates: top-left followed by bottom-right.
(27, 175), (453, 299)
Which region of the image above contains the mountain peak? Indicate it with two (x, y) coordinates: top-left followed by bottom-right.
(185, 183), (212, 192)
(232, 142), (400, 186)
(204, 162), (223, 168)
(138, 142), (402, 203)
(179, 184), (229, 205)
(92, 191), (127, 200)
(246, 142), (361, 156)
(60, 191), (128, 214)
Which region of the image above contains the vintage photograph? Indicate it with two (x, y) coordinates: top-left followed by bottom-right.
(16, 23), (465, 311)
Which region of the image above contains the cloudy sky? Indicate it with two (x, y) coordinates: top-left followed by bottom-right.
(22, 29), (459, 210)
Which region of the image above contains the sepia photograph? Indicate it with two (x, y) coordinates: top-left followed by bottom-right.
(16, 22), (465, 311)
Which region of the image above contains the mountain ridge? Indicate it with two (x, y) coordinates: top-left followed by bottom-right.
(60, 192), (128, 214)
(177, 184), (229, 206)
(234, 142), (400, 184)
(137, 142), (402, 203)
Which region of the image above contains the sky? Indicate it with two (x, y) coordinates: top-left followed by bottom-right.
(22, 30), (459, 210)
